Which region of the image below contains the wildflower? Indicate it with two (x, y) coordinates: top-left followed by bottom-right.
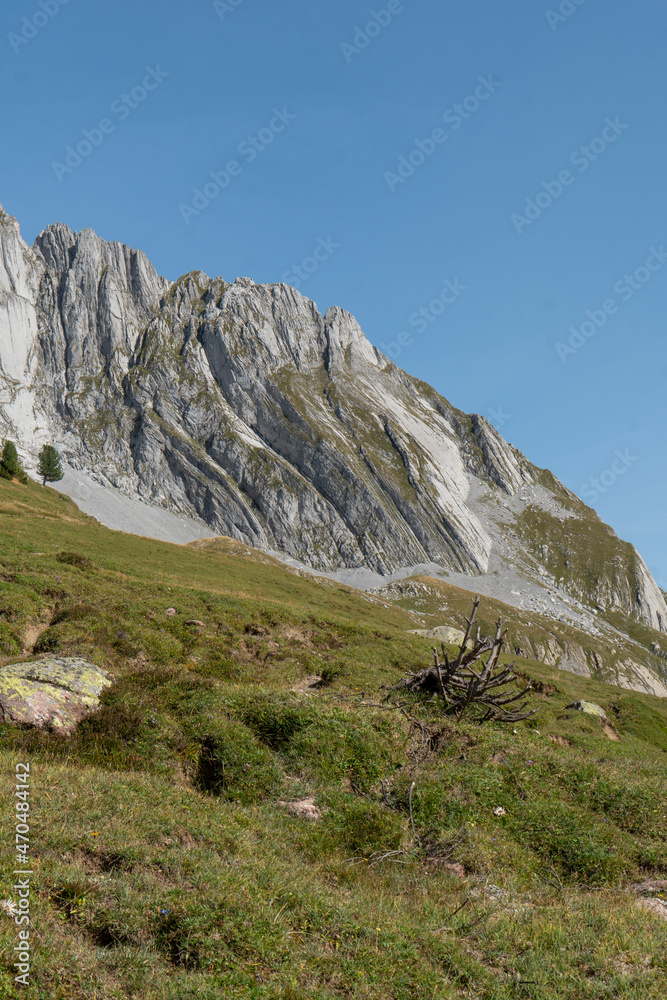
(493, 806), (507, 817)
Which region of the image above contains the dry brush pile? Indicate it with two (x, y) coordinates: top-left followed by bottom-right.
(390, 597), (537, 724)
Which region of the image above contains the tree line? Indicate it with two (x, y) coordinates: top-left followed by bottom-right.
(1, 441), (64, 487)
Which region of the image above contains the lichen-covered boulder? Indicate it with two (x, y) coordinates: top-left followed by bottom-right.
(566, 700), (607, 719)
(0, 657), (112, 735)
(408, 626), (466, 645)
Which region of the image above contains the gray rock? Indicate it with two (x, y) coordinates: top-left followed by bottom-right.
(0, 657), (112, 734)
(408, 626), (466, 644)
(0, 207), (666, 641)
(566, 700), (607, 720)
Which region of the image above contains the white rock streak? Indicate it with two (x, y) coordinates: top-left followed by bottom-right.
(0, 208), (665, 635)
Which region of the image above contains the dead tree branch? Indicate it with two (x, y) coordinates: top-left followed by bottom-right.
(394, 598), (537, 724)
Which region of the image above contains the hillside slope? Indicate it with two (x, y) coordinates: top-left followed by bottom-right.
(0, 479), (666, 999)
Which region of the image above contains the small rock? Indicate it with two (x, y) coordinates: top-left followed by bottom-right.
(184, 619), (206, 628)
(566, 700), (607, 720)
(636, 898), (667, 921)
(165, 608), (177, 616)
(407, 626), (466, 645)
(566, 700), (621, 740)
(279, 798), (321, 821)
(628, 880), (667, 895)
(0, 657), (112, 735)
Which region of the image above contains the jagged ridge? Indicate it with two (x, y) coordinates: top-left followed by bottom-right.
(0, 208), (665, 640)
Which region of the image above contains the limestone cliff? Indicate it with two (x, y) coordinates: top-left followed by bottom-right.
(0, 207), (664, 638)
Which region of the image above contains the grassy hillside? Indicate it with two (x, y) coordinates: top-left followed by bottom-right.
(374, 574), (667, 695)
(0, 478), (666, 998)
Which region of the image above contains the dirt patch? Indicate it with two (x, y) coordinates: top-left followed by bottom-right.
(22, 610), (54, 654)
(601, 718), (620, 741)
(290, 674), (323, 694)
(232, 637), (280, 663)
(547, 734), (571, 747)
(281, 626), (315, 646)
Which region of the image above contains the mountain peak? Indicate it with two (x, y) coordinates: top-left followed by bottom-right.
(0, 209), (665, 669)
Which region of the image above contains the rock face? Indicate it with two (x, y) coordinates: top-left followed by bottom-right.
(1, 205), (666, 637)
(0, 656), (112, 734)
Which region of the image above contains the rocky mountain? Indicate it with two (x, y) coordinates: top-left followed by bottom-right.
(1, 204), (666, 682)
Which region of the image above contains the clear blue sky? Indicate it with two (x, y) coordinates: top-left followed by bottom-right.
(2, 0), (666, 584)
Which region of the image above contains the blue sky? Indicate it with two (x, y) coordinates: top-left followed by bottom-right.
(2, 0), (667, 583)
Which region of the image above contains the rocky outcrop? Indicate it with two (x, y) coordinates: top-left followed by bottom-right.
(0, 205), (666, 636)
(407, 626), (467, 644)
(0, 657), (112, 734)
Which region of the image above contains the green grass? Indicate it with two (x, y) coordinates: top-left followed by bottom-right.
(0, 477), (665, 998)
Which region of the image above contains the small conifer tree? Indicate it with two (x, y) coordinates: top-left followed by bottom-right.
(0, 441), (27, 482)
(1, 441), (19, 477)
(37, 445), (64, 487)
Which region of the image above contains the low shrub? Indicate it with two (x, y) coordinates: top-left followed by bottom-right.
(514, 799), (628, 885)
(319, 793), (405, 855)
(55, 551), (93, 571)
(194, 718), (283, 804)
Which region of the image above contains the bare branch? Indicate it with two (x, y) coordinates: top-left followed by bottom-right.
(396, 599), (538, 725)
